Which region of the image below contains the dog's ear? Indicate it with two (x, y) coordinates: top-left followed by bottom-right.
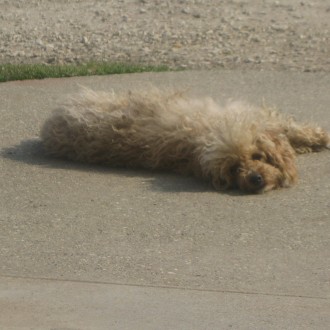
(212, 176), (230, 190)
(260, 132), (297, 186)
(211, 157), (238, 190)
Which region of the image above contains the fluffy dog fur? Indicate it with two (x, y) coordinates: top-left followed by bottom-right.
(41, 89), (329, 193)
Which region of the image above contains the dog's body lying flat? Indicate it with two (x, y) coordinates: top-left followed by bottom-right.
(41, 89), (329, 193)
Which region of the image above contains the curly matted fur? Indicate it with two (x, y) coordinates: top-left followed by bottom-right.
(41, 88), (329, 193)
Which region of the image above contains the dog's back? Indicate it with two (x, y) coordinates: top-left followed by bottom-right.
(41, 89), (221, 173)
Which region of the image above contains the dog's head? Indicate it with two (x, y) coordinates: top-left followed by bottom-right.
(201, 131), (297, 193)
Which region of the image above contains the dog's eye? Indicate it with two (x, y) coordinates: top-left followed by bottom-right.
(252, 153), (263, 161)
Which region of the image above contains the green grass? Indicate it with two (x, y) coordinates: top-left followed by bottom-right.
(0, 62), (170, 82)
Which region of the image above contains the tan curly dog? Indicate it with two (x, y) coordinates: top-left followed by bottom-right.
(41, 89), (329, 193)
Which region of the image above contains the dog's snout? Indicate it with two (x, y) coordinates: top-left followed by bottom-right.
(248, 172), (264, 187)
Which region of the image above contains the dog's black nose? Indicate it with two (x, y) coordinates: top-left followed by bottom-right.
(249, 172), (264, 187)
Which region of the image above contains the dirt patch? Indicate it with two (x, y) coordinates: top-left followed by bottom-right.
(1, 0), (329, 72)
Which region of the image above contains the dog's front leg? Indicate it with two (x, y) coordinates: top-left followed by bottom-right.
(283, 122), (329, 154)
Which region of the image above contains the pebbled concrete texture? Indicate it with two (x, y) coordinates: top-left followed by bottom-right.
(0, 70), (330, 329)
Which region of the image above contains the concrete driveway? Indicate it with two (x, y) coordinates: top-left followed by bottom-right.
(1, 70), (330, 329)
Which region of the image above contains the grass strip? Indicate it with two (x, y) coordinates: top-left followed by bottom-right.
(0, 62), (170, 82)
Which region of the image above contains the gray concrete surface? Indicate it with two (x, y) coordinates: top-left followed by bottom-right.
(1, 70), (330, 329)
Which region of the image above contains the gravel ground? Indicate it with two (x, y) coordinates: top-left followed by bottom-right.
(1, 0), (330, 72)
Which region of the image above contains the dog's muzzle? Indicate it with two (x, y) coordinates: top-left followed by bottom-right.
(247, 172), (265, 190)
